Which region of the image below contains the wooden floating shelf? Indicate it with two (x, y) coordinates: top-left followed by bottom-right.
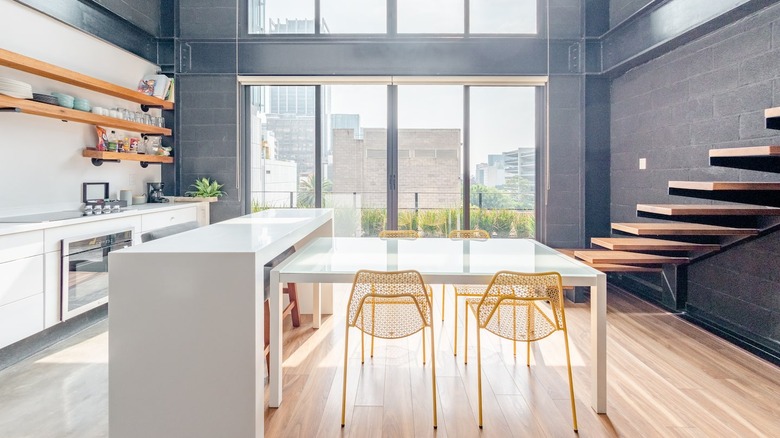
(82, 149), (173, 165)
(637, 204), (780, 216)
(0, 48), (173, 110)
(612, 222), (758, 236)
(709, 146), (780, 158)
(0, 95), (171, 135)
(574, 250), (688, 265)
(669, 181), (780, 191)
(591, 237), (720, 251)
(766, 106), (780, 130)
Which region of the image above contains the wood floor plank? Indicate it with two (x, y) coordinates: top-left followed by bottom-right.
(348, 406), (384, 438)
(259, 283), (780, 438)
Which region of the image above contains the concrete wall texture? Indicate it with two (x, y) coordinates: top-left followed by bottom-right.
(610, 2), (780, 349)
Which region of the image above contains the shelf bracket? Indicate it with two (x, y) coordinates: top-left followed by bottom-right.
(91, 158), (119, 166)
(0, 107), (21, 113)
(141, 104), (166, 112)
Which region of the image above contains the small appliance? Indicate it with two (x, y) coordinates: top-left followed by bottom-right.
(147, 182), (168, 203)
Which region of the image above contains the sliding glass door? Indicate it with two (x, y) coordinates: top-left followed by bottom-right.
(397, 85), (463, 236)
(246, 79), (540, 238)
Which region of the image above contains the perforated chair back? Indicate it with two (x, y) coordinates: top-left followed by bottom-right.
(448, 229), (490, 239)
(347, 270), (432, 339)
(378, 229), (419, 239)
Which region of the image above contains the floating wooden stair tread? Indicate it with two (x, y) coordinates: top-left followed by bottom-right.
(591, 237), (720, 251)
(709, 146), (780, 158)
(0, 48), (173, 110)
(574, 250), (688, 265)
(612, 222), (758, 236)
(637, 204), (780, 216)
(765, 106), (780, 119)
(669, 181), (780, 191)
(553, 249), (663, 272)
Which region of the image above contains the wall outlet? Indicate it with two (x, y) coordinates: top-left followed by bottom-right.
(639, 158), (647, 170)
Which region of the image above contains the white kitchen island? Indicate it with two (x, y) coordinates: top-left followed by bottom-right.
(108, 208), (333, 438)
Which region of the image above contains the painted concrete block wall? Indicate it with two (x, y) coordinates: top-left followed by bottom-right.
(94, 0), (161, 35)
(610, 2), (780, 349)
(610, 0), (653, 27)
(0, 1), (161, 217)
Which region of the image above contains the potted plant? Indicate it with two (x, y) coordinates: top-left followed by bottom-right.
(185, 177), (225, 201)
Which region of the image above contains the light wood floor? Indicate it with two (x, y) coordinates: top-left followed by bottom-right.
(265, 284), (780, 437)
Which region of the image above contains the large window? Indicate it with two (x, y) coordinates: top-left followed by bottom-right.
(249, 0), (537, 34)
(249, 86), (316, 210)
(247, 79), (540, 238)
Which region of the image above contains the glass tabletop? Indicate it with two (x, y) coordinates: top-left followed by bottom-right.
(279, 237), (601, 282)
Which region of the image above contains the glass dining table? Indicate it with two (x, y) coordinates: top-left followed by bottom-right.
(268, 237), (608, 414)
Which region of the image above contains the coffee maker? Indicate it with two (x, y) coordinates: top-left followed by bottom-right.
(147, 182), (168, 203)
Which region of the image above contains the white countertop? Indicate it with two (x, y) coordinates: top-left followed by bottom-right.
(0, 202), (199, 236)
(114, 208), (333, 255)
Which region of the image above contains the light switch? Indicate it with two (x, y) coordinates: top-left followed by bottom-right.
(639, 158), (647, 170)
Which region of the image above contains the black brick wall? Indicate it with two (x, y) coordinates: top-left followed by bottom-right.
(94, 0), (161, 36)
(610, 3), (780, 351)
(610, 0), (652, 27)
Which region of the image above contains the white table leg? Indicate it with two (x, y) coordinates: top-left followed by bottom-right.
(591, 273), (607, 413)
(269, 270), (283, 408)
(312, 283), (322, 329)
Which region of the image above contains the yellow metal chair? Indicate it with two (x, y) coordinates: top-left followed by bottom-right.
(463, 271), (577, 431)
(448, 229), (491, 354)
(378, 229), (420, 238)
(341, 270), (438, 429)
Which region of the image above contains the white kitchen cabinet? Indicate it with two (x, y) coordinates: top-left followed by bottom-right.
(141, 207), (197, 232)
(0, 255), (44, 307)
(0, 294), (44, 349)
(0, 230), (43, 264)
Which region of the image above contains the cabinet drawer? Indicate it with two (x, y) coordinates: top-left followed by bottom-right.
(141, 207), (197, 232)
(0, 231), (44, 264)
(0, 255), (44, 306)
(0, 294), (44, 349)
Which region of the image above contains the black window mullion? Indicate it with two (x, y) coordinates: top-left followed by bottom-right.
(463, 86), (470, 229)
(315, 85), (322, 207)
(314, 0), (321, 34)
(388, 0), (397, 36)
(387, 85), (398, 229)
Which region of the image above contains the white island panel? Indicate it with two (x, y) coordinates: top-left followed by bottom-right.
(109, 209), (333, 438)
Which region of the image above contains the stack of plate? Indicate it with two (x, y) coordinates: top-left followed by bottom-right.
(32, 93), (59, 106)
(51, 92), (74, 109)
(0, 77), (33, 99)
(73, 97), (91, 112)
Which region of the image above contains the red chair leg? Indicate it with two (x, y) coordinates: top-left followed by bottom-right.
(285, 283), (301, 327)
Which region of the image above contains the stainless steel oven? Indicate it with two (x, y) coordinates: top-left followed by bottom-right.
(61, 229), (133, 320)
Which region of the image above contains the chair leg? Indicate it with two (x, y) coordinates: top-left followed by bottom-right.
(453, 292), (459, 356)
(422, 326), (426, 365)
(441, 284), (445, 322)
(513, 304), (517, 357)
(285, 283), (301, 327)
(429, 320), (438, 429)
(370, 300), (375, 358)
(464, 304), (469, 365)
(361, 311), (365, 365)
(526, 304), (533, 367)
(563, 325), (578, 431)
(341, 321), (350, 427)
(477, 326), (483, 429)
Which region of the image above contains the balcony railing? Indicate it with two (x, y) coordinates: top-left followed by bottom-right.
(250, 190), (535, 238)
